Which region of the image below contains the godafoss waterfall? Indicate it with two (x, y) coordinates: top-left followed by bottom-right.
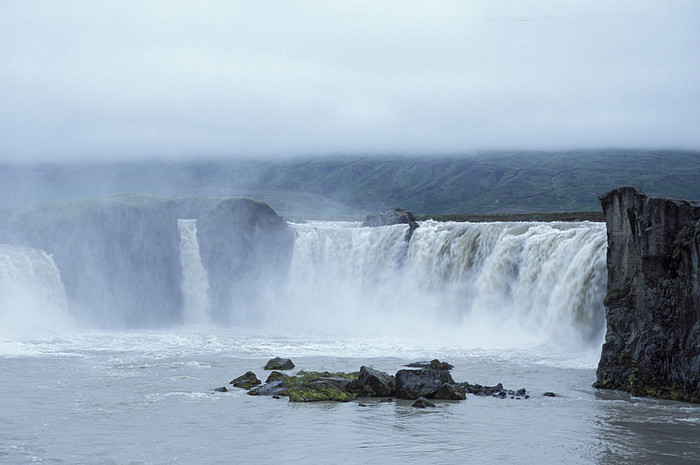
(1, 197), (698, 464)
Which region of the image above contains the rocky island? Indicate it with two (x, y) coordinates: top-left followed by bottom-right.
(220, 358), (531, 405)
(595, 187), (700, 402)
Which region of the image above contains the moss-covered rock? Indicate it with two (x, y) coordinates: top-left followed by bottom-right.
(264, 357), (295, 371)
(230, 371), (261, 389)
(265, 371), (289, 383)
(246, 370), (359, 402)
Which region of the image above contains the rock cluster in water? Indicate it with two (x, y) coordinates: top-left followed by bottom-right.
(595, 187), (700, 403)
(218, 358), (531, 406)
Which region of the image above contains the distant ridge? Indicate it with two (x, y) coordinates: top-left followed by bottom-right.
(1, 150), (698, 218)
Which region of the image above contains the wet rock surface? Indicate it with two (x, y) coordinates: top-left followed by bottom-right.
(595, 187), (700, 403)
(264, 357), (295, 371)
(229, 371), (261, 389)
(221, 358), (528, 404)
(362, 208), (419, 241)
(346, 366), (396, 397)
(412, 397), (436, 408)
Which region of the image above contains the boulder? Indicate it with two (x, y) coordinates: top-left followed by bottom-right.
(405, 359), (454, 370)
(395, 367), (456, 400)
(346, 366), (396, 397)
(460, 382), (528, 399)
(595, 187), (700, 403)
(412, 397), (436, 408)
(264, 357), (295, 371)
(265, 371), (290, 383)
(248, 370), (359, 402)
(230, 371), (261, 389)
(433, 383), (466, 400)
(247, 380), (286, 397)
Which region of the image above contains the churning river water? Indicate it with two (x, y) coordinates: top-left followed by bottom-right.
(1, 220), (699, 464)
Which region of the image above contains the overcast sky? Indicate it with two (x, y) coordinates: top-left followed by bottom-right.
(1, 1), (699, 162)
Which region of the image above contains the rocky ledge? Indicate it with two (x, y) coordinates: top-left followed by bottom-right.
(362, 208), (419, 241)
(218, 358), (533, 405)
(595, 187), (700, 403)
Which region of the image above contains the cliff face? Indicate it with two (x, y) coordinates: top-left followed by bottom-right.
(197, 198), (295, 324)
(596, 187), (700, 402)
(0, 195), (294, 327)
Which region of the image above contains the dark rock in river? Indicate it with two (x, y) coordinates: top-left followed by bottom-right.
(595, 187), (700, 403)
(412, 397), (436, 408)
(433, 383), (467, 400)
(265, 371), (290, 383)
(264, 357), (295, 371)
(459, 382), (528, 399)
(395, 364), (457, 400)
(346, 366), (396, 397)
(230, 371), (261, 389)
(405, 359), (454, 370)
(248, 370), (359, 402)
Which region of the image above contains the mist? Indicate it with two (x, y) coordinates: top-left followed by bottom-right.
(2, 1), (699, 163)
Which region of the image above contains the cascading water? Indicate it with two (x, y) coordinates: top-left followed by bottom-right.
(273, 220), (607, 350)
(0, 244), (73, 333)
(177, 219), (210, 325)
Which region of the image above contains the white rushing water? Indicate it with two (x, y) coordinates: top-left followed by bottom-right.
(0, 244), (72, 334)
(276, 220), (607, 353)
(177, 219), (210, 325)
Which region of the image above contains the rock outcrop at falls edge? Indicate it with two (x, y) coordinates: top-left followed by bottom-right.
(196, 198), (295, 323)
(595, 187), (700, 403)
(362, 208), (419, 241)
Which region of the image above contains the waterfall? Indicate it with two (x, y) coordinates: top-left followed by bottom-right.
(0, 244), (73, 333)
(276, 220), (607, 349)
(177, 219), (210, 325)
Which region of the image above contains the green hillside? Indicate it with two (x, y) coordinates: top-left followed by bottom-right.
(1, 150), (699, 217)
(222, 150), (700, 215)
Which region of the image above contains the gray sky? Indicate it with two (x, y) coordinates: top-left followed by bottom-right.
(1, 1), (699, 162)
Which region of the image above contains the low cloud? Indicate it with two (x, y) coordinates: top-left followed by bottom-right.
(1, 1), (699, 161)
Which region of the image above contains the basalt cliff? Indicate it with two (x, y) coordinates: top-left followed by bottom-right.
(595, 187), (700, 402)
(0, 195), (294, 327)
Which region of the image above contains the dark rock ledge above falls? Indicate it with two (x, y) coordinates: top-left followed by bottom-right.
(362, 208), (419, 241)
(595, 187), (700, 403)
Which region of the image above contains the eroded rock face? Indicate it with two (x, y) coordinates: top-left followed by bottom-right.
(0, 195), (295, 328)
(595, 187), (700, 402)
(362, 208), (419, 241)
(197, 199), (295, 324)
(395, 366), (461, 400)
(346, 366), (396, 397)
